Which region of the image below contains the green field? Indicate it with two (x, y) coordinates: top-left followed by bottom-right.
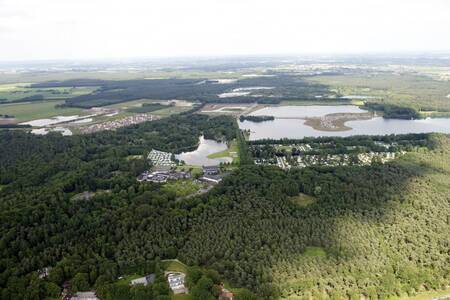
(290, 193), (317, 207)
(389, 288), (450, 300)
(161, 180), (200, 198)
(151, 106), (192, 117)
(176, 165), (204, 176)
(303, 246), (327, 257)
(307, 74), (450, 116)
(161, 259), (188, 273)
(106, 99), (192, 118)
(0, 100), (84, 122)
(0, 82), (97, 103)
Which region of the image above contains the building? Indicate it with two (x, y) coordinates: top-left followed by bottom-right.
(220, 287), (234, 300)
(70, 292), (99, 300)
(203, 166), (220, 175)
(130, 274), (156, 286)
(167, 273), (187, 294)
(200, 175), (222, 184)
(38, 267), (51, 279)
(137, 170), (191, 183)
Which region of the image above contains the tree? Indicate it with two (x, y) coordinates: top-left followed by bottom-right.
(71, 273), (90, 293)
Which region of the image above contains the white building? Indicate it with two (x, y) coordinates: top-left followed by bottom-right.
(71, 292), (99, 300)
(167, 273), (187, 294)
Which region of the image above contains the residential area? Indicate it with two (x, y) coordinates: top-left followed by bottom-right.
(251, 141), (405, 169)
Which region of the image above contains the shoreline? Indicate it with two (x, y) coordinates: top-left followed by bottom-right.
(302, 112), (374, 132)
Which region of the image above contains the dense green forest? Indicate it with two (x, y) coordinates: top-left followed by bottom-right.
(0, 112), (449, 299)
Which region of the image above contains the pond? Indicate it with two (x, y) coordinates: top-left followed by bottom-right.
(239, 105), (450, 140)
(175, 136), (232, 166)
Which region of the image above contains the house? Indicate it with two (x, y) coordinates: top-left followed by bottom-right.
(203, 166), (220, 175)
(70, 292), (99, 300)
(38, 267), (51, 279)
(130, 274), (156, 286)
(220, 289), (234, 300)
(167, 273), (187, 294)
(200, 175), (222, 184)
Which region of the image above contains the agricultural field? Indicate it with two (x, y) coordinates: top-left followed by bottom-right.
(0, 100), (85, 122)
(307, 74), (450, 116)
(0, 82), (97, 103)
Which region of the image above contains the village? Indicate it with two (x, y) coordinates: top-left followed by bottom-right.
(252, 142), (402, 170)
(80, 114), (159, 134)
(138, 149), (225, 186)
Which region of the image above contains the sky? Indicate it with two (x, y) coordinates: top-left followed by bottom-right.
(1, 0), (450, 61)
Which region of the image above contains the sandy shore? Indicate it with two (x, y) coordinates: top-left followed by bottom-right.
(303, 112), (374, 131)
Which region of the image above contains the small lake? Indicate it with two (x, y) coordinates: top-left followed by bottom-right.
(176, 136), (232, 166)
(239, 105), (450, 140)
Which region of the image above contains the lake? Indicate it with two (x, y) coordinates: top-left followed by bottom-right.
(176, 136), (232, 166)
(239, 105), (450, 140)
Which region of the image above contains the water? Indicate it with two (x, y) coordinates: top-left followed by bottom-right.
(176, 136), (232, 166)
(239, 105), (450, 140)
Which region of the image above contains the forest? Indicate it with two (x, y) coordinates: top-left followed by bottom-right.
(0, 112), (449, 299)
(239, 115), (275, 123)
(30, 75), (332, 108)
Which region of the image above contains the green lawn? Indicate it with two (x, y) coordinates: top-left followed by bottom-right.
(161, 259), (188, 273)
(290, 193), (317, 207)
(303, 247), (327, 257)
(162, 180), (200, 198)
(151, 106), (191, 117)
(176, 165), (203, 176)
(172, 294), (190, 300)
(0, 100), (85, 122)
(390, 288), (450, 300)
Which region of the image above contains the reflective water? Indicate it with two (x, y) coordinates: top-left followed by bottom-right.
(176, 136), (232, 166)
(239, 105), (450, 140)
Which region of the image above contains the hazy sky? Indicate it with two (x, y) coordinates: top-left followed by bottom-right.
(1, 0), (450, 61)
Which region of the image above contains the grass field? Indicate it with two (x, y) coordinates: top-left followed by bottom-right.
(290, 193), (317, 207)
(161, 259), (188, 273)
(0, 83), (97, 102)
(176, 165), (204, 176)
(151, 106), (191, 117)
(389, 288), (450, 300)
(162, 180), (200, 198)
(307, 74), (450, 115)
(0, 100), (85, 122)
(106, 99), (192, 117)
(303, 246), (327, 257)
